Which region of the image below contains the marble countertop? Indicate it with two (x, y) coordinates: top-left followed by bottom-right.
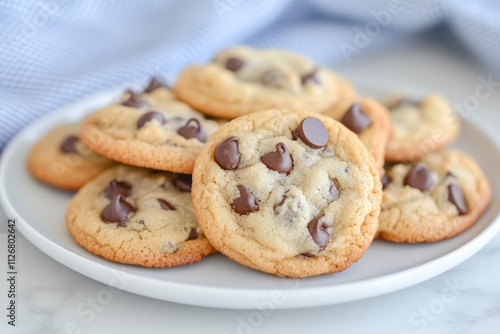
(1, 36), (500, 334)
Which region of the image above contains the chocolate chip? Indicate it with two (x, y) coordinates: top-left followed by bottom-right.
(164, 241), (179, 253)
(104, 179), (132, 200)
(384, 161), (397, 170)
(121, 91), (149, 108)
(174, 174), (192, 192)
(273, 193), (302, 225)
(231, 185), (259, 215)
(214, 136), (240, 170)
(157, 198), (175, 210)
(293, 117), (328, 149)
(136, 111), (165, 129)
(446, 171), (457, 178)
(260, 142), (293, 174)
(225, 57), (244, 72)
(169, 116), (184, 122)
(59, 135), (79, 154)
(327, 180), (339, 201)
(307, 216), (331, 251)
(144, 77), (166, 93)
(101, 195), (136, 227)
(301, 69), (320, 85)
(381, 174), (391, 189)
(273, 194), (288, 211)
(341, 103), (371, 134)
(262, 69), (286, 88)
(448, 184), (468, 215)
(404, 163), (434, 191)
(159, 182), (170, 189)
(177, 118), (207, 143)
(187, 228), (198, 240)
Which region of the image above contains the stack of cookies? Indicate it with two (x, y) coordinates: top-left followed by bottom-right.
(377, 95), (491, 242)
(27, 46), (492, 278)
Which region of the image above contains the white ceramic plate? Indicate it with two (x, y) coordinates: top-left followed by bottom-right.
(1, 87), (499, 310)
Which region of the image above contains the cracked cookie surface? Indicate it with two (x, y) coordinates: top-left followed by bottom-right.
(174, 46), (355, 119)
(384, 94), (460, 161)
(192, 109), (381, 277)
(80, 80), (223, 174)
(378, 150), (491, 242)
(27, 123), (115, 190)
(66, 165), (216, 267)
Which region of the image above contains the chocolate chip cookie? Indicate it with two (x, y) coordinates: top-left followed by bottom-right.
(66, 165), (216, 267)
(325, 97), (392, 176)
(27, 123), (116, 190)
(80, 79), (224, 174)
(192, 109), (381, 278)
(378, 150), (491, 243)
(174, 46), (355, 119)
(384, 94), (460, 162)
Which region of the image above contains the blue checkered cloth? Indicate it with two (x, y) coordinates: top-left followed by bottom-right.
(1, 0), (499, 150)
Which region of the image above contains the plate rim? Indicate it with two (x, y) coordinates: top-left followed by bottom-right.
(1, 88), (499, 309)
